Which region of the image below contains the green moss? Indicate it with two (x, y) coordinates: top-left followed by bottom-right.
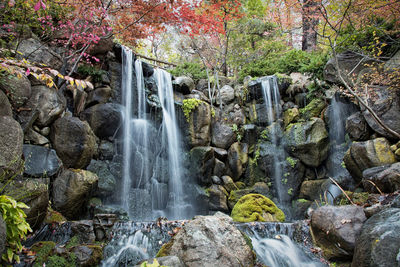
(32, 241), (56, 267)
(286, 157), (297, 168)
(66, 235), (79, 249)
(182, 98), (203, 122)
(288, 188), (293, 195)
(240, 231), (253, 250)
(299, 98), (326, 120)
(231, 194), (285, 223)
(297, 198), (309, 203)
(156, 241), (173, 258)
(235, 182), (246, 189)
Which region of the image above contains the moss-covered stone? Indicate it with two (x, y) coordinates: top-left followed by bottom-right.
(32, 241), (56, 267)
(44, 208), (66, 224)
(299, 98), (326, 120)
(231, 193), (285, 222)
(283, 108), (300, 127)
(156, 241), (173, 258)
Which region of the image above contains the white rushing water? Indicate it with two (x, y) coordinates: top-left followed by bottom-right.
(155, 69), (188, 219)
(261, 76), (285, 203)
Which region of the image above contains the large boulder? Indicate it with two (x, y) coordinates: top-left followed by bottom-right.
(352, 208), (400, 267)
(86, 86), (113, 107)
(343, 137), (397, 182)
(185, 101), (211, 147)
(227, 142), (248, 180)
(345, 112), (370, 141)
(86, 160), (116, 197)
(216, 85), (235, 105)
(19, 85), (66, 128)
(23, 145), (62, 177)
(324, 51), (376, 84)
(17, 38), (62, 69)
(52, 169), (98, 219)
(0, 90), (12, 116)
(80, 103), (122, 139)
(190, 146), (215, 186)
(207, 185), (229, 212)
(284, 118), (329, 167)
(362, 85), (400, 139)
(4, 179), (49, 229)
(362, 162), (400, 193)
(211, 121), (236, 149)
(51, 117), (97, 169)
(311, 205), (367, 260)
(231, 194), (285, 223)
(173, 76), (195, 95)
(0, 116), (23, 173)
(157, 212), (254, 267)
(0, 73), (31, 108)
(300, 98), (326, 120)
(228, 182), (270, 209)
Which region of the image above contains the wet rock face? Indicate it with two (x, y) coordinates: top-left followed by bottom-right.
(157, 212), (254, 267)
(0, 116), (23, 173)
(207, 185), (229, 212)
(19, 85), (66, 128)
(0, 90), (13, 116)
(362, 162), (400, 193)
(284, 118), (329, 167)
(51, 117), (97, 169)
(173, 76), (195, 95)
(311, 205), (367, 260)
(23, 145), (62, 177)
(345, 112), (370, 141)
(211, 121), (236, 149)
(80, 103), (122, 139)
(52, 169), (98, 219)
(186, 101), (211, 147)
(227, 142), (249, 181)
(0, 73), (31, 108)
(86, 160), (116, 197)
(352, 208), (400, 267)
(343, 137), (397, 182)
(362, 85), (400, 139)
(190, 146), (215, 186)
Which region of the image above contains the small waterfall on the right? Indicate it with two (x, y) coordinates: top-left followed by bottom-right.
(325, 93), (357, 203)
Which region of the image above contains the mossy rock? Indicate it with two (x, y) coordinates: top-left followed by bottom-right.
(156, 241), (173, 258)
(336, 191), (370, 206)
(299, 98), (326, 120)
(231, 193), (285, 222)
(44, 208), (66, 224)
(283, 108), (300, 127)
(32, 241), (56, 267)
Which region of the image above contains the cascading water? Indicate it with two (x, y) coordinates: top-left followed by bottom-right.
(260, 76), (286, 204)
(120, 46), (193, 220)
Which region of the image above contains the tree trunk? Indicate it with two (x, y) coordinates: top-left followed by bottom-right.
(302, 0), (318, 51)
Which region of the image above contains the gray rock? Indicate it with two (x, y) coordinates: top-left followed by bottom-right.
(17, 38), (62, 69)
(345, 112), (370, 141)
(0, 216), (5, 256)
(99, 140), (115, 160)
(158, 212), (254, 267)
(212, 147), (228, 160)
(72, 245), (102, 266)
(227, 142), (248, 181)
(213, 158), (226, 177)
(86, 86), (113, 107)
(221, 175), (237, 192)
(0, 116), (23, 173)
(173, 76), (195, 94)
(51, 117), (97, 169)
(284, 118), (329, 167)
(299, 179), (326, 200)
(362, 85), (400, 139)
(242, 124), (257, 146)
(0, 73), (31, 108)
(19, 85), (65, 127)
(211, 121), (236, 149)
(185, 101), (211, 147)
(190, 146), (215, 186)
(343, 137), (396, 182)
(352, 208), (400, 267)
(217, 85), (235, 104)
(80, 103), (122, 139)
(23, 144), (62, 177)
(211, 176), (222, 185)
(311, 205), (367, 260)
(362, 162), (400, 193)
(208, 185), (229, 212)
(87, 160), (116, 197)
(24, 128), (50, 145)
(0, 90), (12, 116)
(52, 169), (98, 219)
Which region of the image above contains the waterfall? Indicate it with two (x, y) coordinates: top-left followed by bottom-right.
(155, 69), (189, 219)
(260, 76), (285, 203)
(120, 46), (193, 220)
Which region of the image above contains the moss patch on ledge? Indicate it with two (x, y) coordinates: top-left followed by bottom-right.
(182, 98), (203, 122)
(231, 193), (285, 223)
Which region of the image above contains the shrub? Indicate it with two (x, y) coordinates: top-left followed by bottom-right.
(77, 64), (106, 83)
(170, 62), (207, 82)
(0, 195), (32, 263)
